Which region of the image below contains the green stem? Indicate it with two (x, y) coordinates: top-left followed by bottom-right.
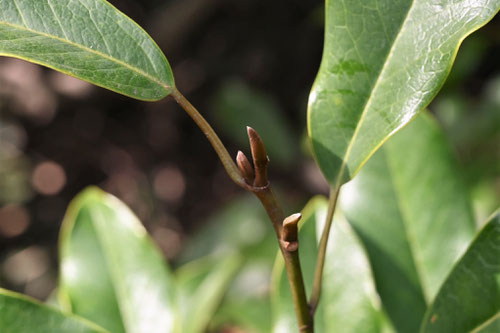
(170, 88), (246, 188)
(309, 185), (340, 315)
(254, 186), (313, 333)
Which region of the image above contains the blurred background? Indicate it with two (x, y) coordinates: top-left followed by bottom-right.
(0, 0), (498, 331)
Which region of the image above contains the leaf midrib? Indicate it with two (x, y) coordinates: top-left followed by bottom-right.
(0, 20), (169, 90)
(333, 0), (416, 188)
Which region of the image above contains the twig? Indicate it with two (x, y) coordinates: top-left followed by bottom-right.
(170, 88), (246, 188)
(308, 186), (340, 315)
(243, 128), (313, 332)
(172, 91), (313, 332)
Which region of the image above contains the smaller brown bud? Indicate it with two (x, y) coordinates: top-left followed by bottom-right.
(236, 151), (255, 184)
(281, 213), (301, 251)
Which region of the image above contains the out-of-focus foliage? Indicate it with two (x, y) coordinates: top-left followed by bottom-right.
(340, 112), (476, 332)
(180, 195), (277, 332)
(0, 288), (108, 332)
(211, 80), (296, 166)
(421, 210), (500, 333)
(56, 187), (239, 333)
(58, 187), (177, 333)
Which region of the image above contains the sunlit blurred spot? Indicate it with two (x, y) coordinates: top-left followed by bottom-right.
(0, 153), (33, 203)
(48, 71), (93, 97)
(2, 246), (49, 284)
(128, 274), (175, 333)
(153, 166), (185, 203)
(274, 318), (297, 333)
(61, 258), (79, 283)
(486, 76), (500, 104)
(236, 216), (265, 245)
(232, 262), (271, 297)
(104, 171), (139, 206)
(0, 204), (30, 237)
(24, 270), (56, 300)
(0, 122), (27, 152)
(152, 226), (182, 259)
(31, 161), (67, 195)
(0, 58), (57, 125)
(339, 181), (357, 211)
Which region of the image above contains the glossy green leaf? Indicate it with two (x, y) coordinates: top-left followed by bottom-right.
(340, 112), (476, 332)
(175, 254), (242, 333)
(58, 187), (177, 333)
(420, 210), (500, 333)
(308, 0), (500, 186)
(271, 197), (390, 332)
(0, 288), (108, 333)
(0, 0), (174, 100)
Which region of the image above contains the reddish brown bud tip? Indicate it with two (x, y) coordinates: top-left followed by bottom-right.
(236, 151), (255, 183)
(247, 126), (268, 187)
(247, 127), (267, 163)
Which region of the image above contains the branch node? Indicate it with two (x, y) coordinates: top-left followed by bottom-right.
(281, 213), (301, 252)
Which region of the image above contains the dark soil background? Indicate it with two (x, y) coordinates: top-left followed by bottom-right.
(0, 0), (498, 309)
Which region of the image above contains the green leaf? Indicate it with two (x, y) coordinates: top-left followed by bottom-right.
(0, 288), (108, 333)
(271, 197), (390, 332)
(308, 0), (500, 186)
(175, 254), (242, 333)
(420, 210), (500, 333)
(179, 194), (276, 265)
(58, 186), (177, 333)
(213, 296), (272, 333)
(179, 195), (276, 333)
(0, 0), (174, 100)
(340, 112), (476, 332)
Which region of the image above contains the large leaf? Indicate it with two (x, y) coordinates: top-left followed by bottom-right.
(175, 254), (242, 333)
(340, 112), (476, 332)
(0, 0), (173, 100)
(0, 288), (108, 333)
(308, 0), (500, 186)
(271, 197), (390, 333)
(420, 210), (500, 333)
(58, 187), (177, 333)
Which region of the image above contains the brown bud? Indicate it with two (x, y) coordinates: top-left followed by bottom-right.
(281, 213), (301, 251)
(247, 126), (268, 187)
(236, 151), (255, 184)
